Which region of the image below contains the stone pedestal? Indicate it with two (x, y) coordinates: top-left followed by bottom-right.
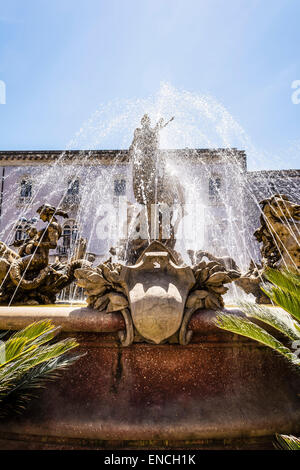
(0, 306), (299, 450)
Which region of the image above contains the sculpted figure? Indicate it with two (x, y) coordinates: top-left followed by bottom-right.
(124, 114), (185, 263)
(0, 204), (89, 304)
(15, 226), (39, 257)
(8, 204), (69, 289)
(254, 194), (300, 269)
(187, 250), (240, 272)
(236, 194), (300, 304)
(129, 114), (175, 205)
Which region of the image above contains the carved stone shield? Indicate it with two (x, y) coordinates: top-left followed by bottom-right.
(120, 242), (195, 344)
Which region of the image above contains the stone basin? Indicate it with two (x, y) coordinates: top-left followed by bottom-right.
(0, 305), (299, 450)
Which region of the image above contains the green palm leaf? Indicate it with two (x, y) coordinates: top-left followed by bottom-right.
(262, 286), (300, 322)
(237, 301), (300, 341)
(218, 268), (300, 448)
(12, 320), (58, 342)
(0, 320), (80, 418)
(264, 268), (300, 293)
(276, 434), (300, 450)
(0, 354), (79, 418)
(261, 268), (300, 322)
(216, 313), (300, 365)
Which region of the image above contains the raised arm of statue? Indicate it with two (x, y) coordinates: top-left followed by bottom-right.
(155, 116), (174, 131)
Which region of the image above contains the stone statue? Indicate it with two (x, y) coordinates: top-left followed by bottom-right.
(187, 250), (240, 272)
(125, 114), (185, 263)
(235, 260), (271, 305)
(0, 204), (90, 304)
(236, 194), (300, 303)
(129, 114), (175, 205)
(254, 194), (300, 269)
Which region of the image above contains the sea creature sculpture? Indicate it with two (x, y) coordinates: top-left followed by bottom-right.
(236, 194), (300, 303)
(0, 204), (89, 304)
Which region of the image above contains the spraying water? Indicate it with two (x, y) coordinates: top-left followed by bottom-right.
(0, 82), (299, 304)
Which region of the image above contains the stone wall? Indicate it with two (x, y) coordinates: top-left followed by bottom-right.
(0, 306), (299, 450)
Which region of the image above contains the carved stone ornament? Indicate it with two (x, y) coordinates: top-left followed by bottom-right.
(120, 242), (195, 345)
(75, 241), (239, 347)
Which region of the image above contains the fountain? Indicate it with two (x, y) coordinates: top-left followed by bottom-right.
(75, 240), (239, 346)
(74, 115), (240, 346)
(0, 101), (299, 449)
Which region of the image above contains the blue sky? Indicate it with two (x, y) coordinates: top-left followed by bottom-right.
(0, 0), (299, 169)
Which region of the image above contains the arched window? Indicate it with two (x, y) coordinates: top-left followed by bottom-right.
(114, 179), (126, 196)
(15, 225), (24, 241)
(13, 217), (37, 244)
(62, 221), (79, 251)
(209, 177), (221, 201)
(67, 179), (79, 195)
(14, 218), (29, 242)
(72, 224), (79, 244)
(20, 179), (32, 199)
(63, 224), (71, 248)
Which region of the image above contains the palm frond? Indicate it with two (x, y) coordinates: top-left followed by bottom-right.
(0, 320), (80, 418)
(262, 285), (300, 323)
(6, 320), (60, 353)
(237, 301), (300, 341)
(0, 320), (62, 368)
(0, 353), (82, 418)
(261, 269), (300, 322)
(276, 434), (300, 450)
(217, 269), (300, 446)
(264, 268), (300, 293)
(12, 320), (58, 343)
(0, 338), (78, 394)
(216, 313), (300, 365)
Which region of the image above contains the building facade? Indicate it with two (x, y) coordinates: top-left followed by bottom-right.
(0, 149), (298, 269)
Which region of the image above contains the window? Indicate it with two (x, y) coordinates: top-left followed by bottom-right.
(114, 179), (126, 196)
(62, 221), (79, 251)
(20, 179), (32, 199)
(72, 224), (79, 244)
(15, 225), (25, 241)
(67, 179), (79, 195)
(14, 217), (37, 243)
(209, 177), (221, 199)
(269, 182), (276, 194)
(63, 224), (71, 248)
(62, 179), (80, 210)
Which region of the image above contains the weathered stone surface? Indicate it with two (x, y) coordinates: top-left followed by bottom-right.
(75, 241), (240, 346)
(0, 305), (124, 333)
(121, 250), (195, 344)
(0, 204), (89, 305)
(236, 194), (300, 303)
(0, 306), (299, 450)
(254, 194), (300, 269)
